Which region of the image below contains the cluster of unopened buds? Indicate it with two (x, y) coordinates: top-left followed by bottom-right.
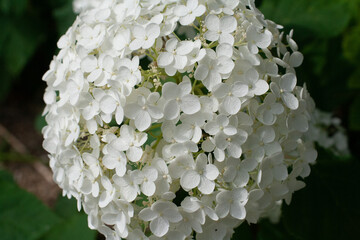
(42, 0), (348, 239)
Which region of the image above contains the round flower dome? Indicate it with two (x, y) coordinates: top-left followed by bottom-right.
(42, 0), (319, 239)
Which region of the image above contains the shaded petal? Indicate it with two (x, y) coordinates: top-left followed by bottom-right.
(181, 94), (201, 114)
(164, 99), (180, 120)
(150, 217), (169, 237)
(135, 110), (151, 131)
(127, 146), (143, 162)
(181, 170), (200, 190)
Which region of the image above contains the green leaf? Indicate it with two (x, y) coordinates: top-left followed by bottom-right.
(0, 70), (12, 102)
(3, 18), (44, 77)
(343, 24), (360, 65)
(349, 94), (360, 130)
(52, 0), (76, 36)
(348, 68), (360, 89)
(260, 0), (351, 38)
(0, 0), (28, 16)
(232, 223), (252, 239)
(0, 170), (60, 240)
(41, 196), (97, 240)
(282, 160), (360, 239)
(35, 113), (47, 133)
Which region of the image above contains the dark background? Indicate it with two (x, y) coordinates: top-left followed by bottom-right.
(0, 0), (359, 239)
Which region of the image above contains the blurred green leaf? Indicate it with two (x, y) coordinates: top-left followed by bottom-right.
(35, 113), (47, 133)
(260, 0), (351, 38)
(232, 223), (252, 240)
(343, 24), (360, 65)
(349, 95), (360, 130)
(42, 196), (96, 240)
(348, 68), (360, 89)
(282, 159), (360, 240)
(52, 0), (76, 36)
(0, 0), (27, 15)
(0, 70), (12, 102)
(0, 170), (60, 240)
(3, 18), (44, 77)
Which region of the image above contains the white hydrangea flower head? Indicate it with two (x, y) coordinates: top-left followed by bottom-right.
(42, 0), (348, 239)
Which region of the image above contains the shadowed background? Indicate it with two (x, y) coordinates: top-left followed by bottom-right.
(0, 0), (359, 239)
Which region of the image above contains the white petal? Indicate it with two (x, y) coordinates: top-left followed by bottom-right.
(280, 73), (297, 92)
(164, 99), (180, 120)
(281, 92), (299, 110)
(194, 64), (209, 80)
(99, 191), (112, 208)
(135, 110), (151, 131)
(194, 4), (205, 16)
(232, 82), (249, 97)
(124, 103), (142, 119)
(202, 138), (215, 152)
(227, 142), (242, 158)
(163, 208), (182, 222)
(215, 202), (229, 218)
(146, 23), (160, 39)
(230, 203), (246, 220)
(205, 14), (219, 31)
(181, 197), (200, 213)
(220, 16), (237, 33)
(129, 39), (144, 50)
(102, 155), (118, 169)
(180, 14), (195, 25)
(214, 147), (225, 162)
(127, 146), (143, 162)
(204, 31), (220, 42)
(289, 51), (303, 67)
(115, 107), (124, 125)
(198, 177), (215, 194)
(157, 52), (174, 67)
(181, 94), (201, 114)
(174, 5), (188, 17)
(222, 96), (240, 115)
(253, 80), (269, 96)
(81, 56), (97, 73)
(80, 178), (92, 194)
(132, 25), (145, 39)
(177, 41), (194, 55)
(273, 165), (288, 181)
(162, 82), (179, 100)
(204, 164), (219, 180)
(142, 181), (156, 196)
(150, 217), (169, 237)
(139, 208), (157, 221)
(100, 95), (116, 114)
(180, 170), (201, 190)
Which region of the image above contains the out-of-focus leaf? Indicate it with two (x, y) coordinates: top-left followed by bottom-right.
(0, 170), (60, 240)
(232, 223), (252, 240)
(260, 0), (351, 38)
(52, 0), (76, 36)
(0, 70), (12, 102)
(0, 0), (27, 15)
(348, 68), (360, 89)
(282, 159), (360, 240)
(42, 196), (96, 240)
(349, 95), (360, 130)
(343, 24), (360, 65)
(257, 220), (293, 240)
(3, 18), (44, 77)
(35, 113), (47, 133)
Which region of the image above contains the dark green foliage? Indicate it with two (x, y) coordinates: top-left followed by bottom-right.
(0, 170), (60, 240)
(41, 197), (97, 240)
(0, 170), (96, 240)
(0, 0), (359, 239)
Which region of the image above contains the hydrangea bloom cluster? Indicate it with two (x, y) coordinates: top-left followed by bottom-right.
(42, 0), (336, 239)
